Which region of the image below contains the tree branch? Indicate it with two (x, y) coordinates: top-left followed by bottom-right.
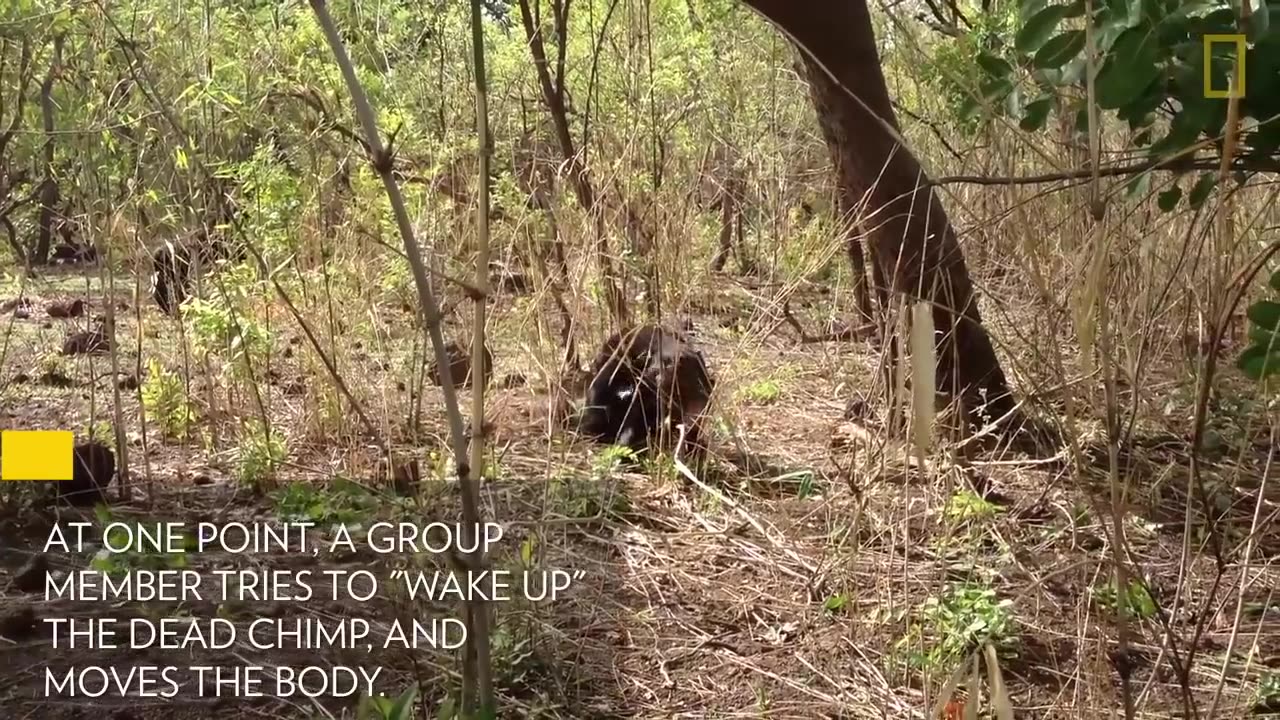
(932, 155), (1280, 187)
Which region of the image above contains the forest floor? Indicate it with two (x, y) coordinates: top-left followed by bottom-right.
(0, 262), (1277, 720)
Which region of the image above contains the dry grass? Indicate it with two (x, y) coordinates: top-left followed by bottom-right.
(1, 210), (1276, 718)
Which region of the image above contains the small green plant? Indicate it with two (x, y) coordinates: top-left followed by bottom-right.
(1092, 577), (1157, 620)
(356, 685), (416, 720)
(38, 352), (68, 378)
(896, 583), (1017, 674)
(140, 358), (195, 440)
(230, 144), (304, 263)
(271, 477), (381, 526)
(944, 489), (1002, 523)
(427, 449), (449, 482)
(591, 445), (637, 478)
(738, 378), (782, 405)
(482, 448), (503, 482)
(88, 420), (115, 449)
(236, 422), (287, 488)
(770, 469), (818, 500)
(547, 471), (630, 519)
(754, 684), (771, 711)
(1256, 671), (1280, 712)
(642, 449), (680, 484)
(823, 592), (850, 615)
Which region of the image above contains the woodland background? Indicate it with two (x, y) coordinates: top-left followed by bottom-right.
(0, 0), (1278, 718)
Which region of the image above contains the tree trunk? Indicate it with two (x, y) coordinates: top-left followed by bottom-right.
(33, 36), (65, 266)
(743, 0), (1017, 424)
(800, 60), (875, 322)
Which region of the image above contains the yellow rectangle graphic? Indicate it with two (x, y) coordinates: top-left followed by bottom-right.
(1, 430), (74, 481)
(1203, 34), (1246, 99)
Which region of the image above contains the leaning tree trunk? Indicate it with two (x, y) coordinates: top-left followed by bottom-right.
(744, 0), (1017, 425)
(801, 60), (875, 322)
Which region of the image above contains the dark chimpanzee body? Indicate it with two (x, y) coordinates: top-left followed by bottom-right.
(50, 242), (98, 265)
(580, 324), (714, 455)
(60, 440), (116, 505)
(150, 242), (193, 315)
(0, 436), (115, 505)
(149, 231), (242, 315)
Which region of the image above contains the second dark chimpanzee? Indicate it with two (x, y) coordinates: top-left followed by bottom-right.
(580, 324), (715, 455)
(149, 241), (194, 315)
(60, 440), (117, 505)
(50, 242), (98, 265)
(149, 222), (243, 316)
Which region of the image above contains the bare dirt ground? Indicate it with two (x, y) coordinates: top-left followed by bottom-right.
(1, 263), (1277, 719)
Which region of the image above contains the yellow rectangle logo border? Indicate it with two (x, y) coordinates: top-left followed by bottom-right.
(1203, 34), (1247, 99)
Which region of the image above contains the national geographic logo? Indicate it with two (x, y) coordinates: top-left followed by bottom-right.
(1203, 33), (1246, 99)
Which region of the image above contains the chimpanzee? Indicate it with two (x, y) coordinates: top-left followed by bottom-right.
(149, 241), (194, 315)
(61, 318), (110, 356)
(50, 242), (98, 265)
(149, 229), (243, 315)
(0, 436), (115, 505)
(60, 440), (116, 505)
(580, 324), (715, 455)
(46, 299), (85, 319)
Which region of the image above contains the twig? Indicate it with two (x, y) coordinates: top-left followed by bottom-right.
(932, 152), (1277, 188)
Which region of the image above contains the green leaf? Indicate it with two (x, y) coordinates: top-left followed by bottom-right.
(980, 76), (1016, 105)
(1017, 4), (1072, 53)
(1248, 325), (1280, 347)
(1096, 16), (1130, 52)
(1193, 8), (1240, 36)
(1249, 0), (1270, 41)
(390, 686), (418, 720)
(977, 51), (1014, 79)
(1034, 30), (1087, 68)
(1247, 300), (1280, 332)
(1157, 185), (1183, 211)
(1020, 0), (1051, 23)
(1188, 172), (1217, 208)
(1061, 57), (1087, 85)
(1004, 84), (1026, 118)
(435, 695), (457, 720)
(1156, 97), (1218, 154)
(1166, 2), (1220, 21)
(1237, 344), (1280, 380)
(1095, 25), (1161, 109)
(1125, 172), (1152, 199)
(520, 534), (536, 567)
(1020, 97), (1055, 131)
(1270, 269), (1280, 292)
